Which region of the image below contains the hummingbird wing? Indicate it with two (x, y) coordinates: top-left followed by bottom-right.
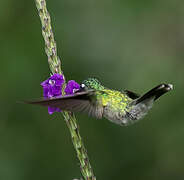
(24, 90), (103, 119)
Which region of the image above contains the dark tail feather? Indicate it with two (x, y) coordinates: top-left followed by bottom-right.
(135, 84), (173, 105)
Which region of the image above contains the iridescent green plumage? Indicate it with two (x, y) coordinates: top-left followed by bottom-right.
(26, 78), (173, 126)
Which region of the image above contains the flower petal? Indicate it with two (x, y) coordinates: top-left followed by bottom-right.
(41, 74), (80, 115)
(65, 80), (80, 95)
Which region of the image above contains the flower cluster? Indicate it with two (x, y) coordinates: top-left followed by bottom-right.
(41, 74), (80, 114)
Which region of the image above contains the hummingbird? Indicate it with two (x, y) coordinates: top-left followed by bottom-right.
(26, 78), (173, 126)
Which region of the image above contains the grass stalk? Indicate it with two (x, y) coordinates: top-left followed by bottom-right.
(34, 0), (96, 179)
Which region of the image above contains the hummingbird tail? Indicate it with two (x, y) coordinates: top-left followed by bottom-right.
(135, 83), (173, 105)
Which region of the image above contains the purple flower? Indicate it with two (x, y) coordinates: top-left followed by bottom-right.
(41, 74), (80, 115)
(41, 74), (64, 98)
(41, 74), (64, 114)
(48, 106), (61, 115)
(65, 80), (80, 95)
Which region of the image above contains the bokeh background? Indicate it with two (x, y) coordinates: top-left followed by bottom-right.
(0, 0), (184, 180)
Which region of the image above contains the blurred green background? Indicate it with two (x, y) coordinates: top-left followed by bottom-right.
(0, 0), (184, 179)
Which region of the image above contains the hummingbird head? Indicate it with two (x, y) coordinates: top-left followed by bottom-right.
(80, 78), (105, 91)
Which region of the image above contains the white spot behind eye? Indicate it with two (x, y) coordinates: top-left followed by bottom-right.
(81, 84), (85, 88)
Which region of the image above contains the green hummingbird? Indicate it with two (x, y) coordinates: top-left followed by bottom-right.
(26, 78), (173, 126)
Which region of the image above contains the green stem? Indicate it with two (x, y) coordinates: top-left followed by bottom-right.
(34, 0), (96, 179)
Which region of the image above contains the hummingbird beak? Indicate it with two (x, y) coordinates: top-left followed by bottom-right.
(75, 87), (85, 93)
